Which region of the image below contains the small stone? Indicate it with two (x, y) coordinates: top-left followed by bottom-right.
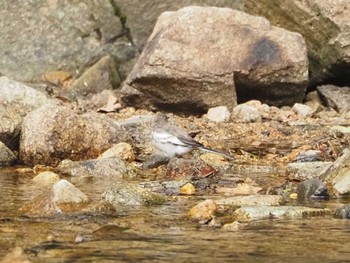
(292, 103), (313, 117)
(207, 106), (230, 122)
(188, 199), (217, 221)
(0, 141), (16, 166)
(180, 183), (196, 195)
(222, 221), (240, 231)
(99, 142), (135, 162)
(32, 171), (60, 186)
(231, 103), (261, 123)
(215, 182), (262, 196)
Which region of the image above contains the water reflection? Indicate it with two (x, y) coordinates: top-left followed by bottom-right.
(1, 168), (350, 262)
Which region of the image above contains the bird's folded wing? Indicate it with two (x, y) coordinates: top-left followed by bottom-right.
(176, 134), (203, 148)
(152, 131), (188, 147)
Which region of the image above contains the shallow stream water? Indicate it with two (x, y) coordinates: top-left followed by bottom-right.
(1, 167), (350, 262)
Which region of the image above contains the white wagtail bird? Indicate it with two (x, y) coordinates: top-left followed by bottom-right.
(151, 113), (234, 160)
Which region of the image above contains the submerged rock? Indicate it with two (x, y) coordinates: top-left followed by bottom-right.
(334, 204), (350, 219)
(216, 195), (284, 206)
(20, 179), (90, 216)
(233, 205), (332, 221)
(188, 199), (217, 222)
(32, 171), (60, 186)
(102, 183), (166, 206)
(56, 157), (132, 180)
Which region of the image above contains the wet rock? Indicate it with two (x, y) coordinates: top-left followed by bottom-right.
(215, 180), (262, 196)
(142, 153), (170, 169)
(1, 246), (32, 263)
(20, 102), (130, 166)
(98, 142), (135, 163)
(0, 1), (136, 82)
(334, 204), (350, 219)
(102, 183), (166, 206)
(222, 221), (240, 231)
(0, 141), (16, 166)
(166, 158), (216, 179)
(231, 103), (261, 123)
(56, 157), (132, 180)
(32, 171), (60, 186)
(233, 205), (332, 221)
(121, 7), (308, 114)
(180, 183), (196, 195)
(216, 195), (283, 206)
(188, 199), (217, 221)
(207, 106), (230, 123)
(65, 55), (121, 100)
(320, 149), (350, 197)
(292, 103), (314, 117)
(287, 162), (332, 180)
(20, 179), (90, 216)
(0, 77), (49, 149)
(245, 0), (350, 86)
(317, 85), (350, 113)
(297, 178), (328, 202)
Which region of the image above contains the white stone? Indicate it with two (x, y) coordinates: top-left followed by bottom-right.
(207, 106), (230, 122)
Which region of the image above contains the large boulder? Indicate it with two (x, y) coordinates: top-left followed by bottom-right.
(0, 77), (49, 149)
(20, 102), (130, 166)
(121, 6), (308, 113)
(245, 0), (350, 86)
(0, 1), (137, 82)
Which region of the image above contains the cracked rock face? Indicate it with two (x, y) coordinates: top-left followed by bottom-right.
(121, 6), (308, 114)
(0, 1), (136, 82)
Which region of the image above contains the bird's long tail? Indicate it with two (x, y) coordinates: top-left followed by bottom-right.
(199, 146), (234, 160)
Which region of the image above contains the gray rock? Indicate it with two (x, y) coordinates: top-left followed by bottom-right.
(117, 0), (244, 47)
(121, 7), (308, 113)
(297, 178), (328, 202)
(287, 161), (332, 180)
(0, 141), (16, 166)
(0, 77), (49, 149)
(102, 183), (166, 206)
(66, 55), (121, 100)
(20, 179), (89, 216)
(207, 106), (231, 123)
(216, 195), (284, 206)
(292, 103), (314, 117)
(56, 158), (132, 180)
(20, 102), (130, 166)
(0, 1), (136, 82)
(233, 205), (332, 221)
(320, 149), (350, 197)
(317, 85), (350, 113)
(245, 0), (350, 86)
(232, 103), (261, 123)
(335, 204), (350, 219)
